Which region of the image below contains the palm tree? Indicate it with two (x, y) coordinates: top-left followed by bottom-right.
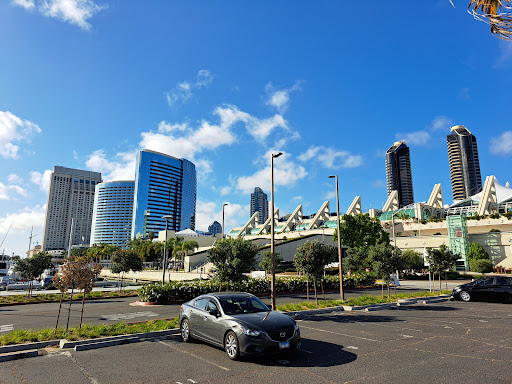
(172, 240), (198, 272)
(468, 0), (512, 40)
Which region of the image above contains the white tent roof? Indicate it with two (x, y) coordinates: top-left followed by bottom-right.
(176, 228), (200, 236)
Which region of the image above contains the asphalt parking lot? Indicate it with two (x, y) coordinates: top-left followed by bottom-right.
(1, 299), (511, 384)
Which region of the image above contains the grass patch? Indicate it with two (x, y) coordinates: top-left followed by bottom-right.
(0, 290), (138, 305)
(0, 317), (179, 346)
(277, 290), (452, 312)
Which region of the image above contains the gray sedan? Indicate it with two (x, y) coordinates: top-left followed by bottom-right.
(179, 292), (301, 360)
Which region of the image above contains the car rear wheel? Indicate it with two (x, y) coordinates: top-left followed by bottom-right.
(224, 331), (240, 360)
(459, 290), (471, 302)
(181, 319), (192, 342)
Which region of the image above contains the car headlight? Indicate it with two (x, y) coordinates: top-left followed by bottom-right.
(240, 327), (261, 337)
(453, 286), (461, 292)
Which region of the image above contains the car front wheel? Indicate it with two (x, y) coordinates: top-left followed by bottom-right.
(224, 331), (240, 360)
(181, 319), (192, 342)
(459, 290), (471, 302)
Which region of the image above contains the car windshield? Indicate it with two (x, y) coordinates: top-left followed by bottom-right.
(219, 296), (270, 315)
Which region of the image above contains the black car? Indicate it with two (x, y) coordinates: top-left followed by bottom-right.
(452, 276), (512, 302)
(179, 292), (301, 360)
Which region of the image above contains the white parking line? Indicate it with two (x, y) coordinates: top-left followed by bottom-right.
(346, 346), (359, 350)
(478, 320), (488, 323)
(158, 341), (230, 371)
(300, 325), (379, 342)
(0, 324), (14, 333)
(402, 335), (414, 338)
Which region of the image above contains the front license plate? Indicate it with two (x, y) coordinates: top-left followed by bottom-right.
(279, 341), (290, 349)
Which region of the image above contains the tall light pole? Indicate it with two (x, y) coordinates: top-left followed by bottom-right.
(222, 203), (228, 239)
(329, 175), (344, 301)
(270, 151), (282, 310)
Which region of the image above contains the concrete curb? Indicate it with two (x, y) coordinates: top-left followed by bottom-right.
(0, 349), (39, 362)
(0, 340), (59, 354)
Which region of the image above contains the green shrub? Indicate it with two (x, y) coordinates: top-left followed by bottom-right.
(489, 213), (500, 219)
(469, 259), (493, 273)
(467, 243), (489, 260)
(489, 228), (501, 233)
(137, 273), (377, 303)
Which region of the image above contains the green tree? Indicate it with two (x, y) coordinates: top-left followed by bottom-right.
(207, 238), (258, 289)
(401, 249), (424, 271)
(467, 243), (489, 261)
(111, 250), (144, 290)
(425, 244), (459, 291)
(333, 213), (390, 273)
(259, 251), (283, 274)
(368, 243), (402, 298)
(14, 252), (53, 297)
(294, 240), (337, 303)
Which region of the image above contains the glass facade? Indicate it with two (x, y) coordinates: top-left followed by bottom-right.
(250, 187), (269, 223)
(385, 141), (414, 208)
(90, 181), (135, 248)
(131, 150), (196, 238)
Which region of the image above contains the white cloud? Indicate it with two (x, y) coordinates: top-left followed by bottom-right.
(490, 131), (512, 156)
(30, 169), (52, 192)
(298, 146), (363, 169)
(0, 205), (45, 234)
(0, 110), (41, 159)
(396, 131), (431, 146)
(158, 121), (188, 133)
(7, 174), (23, 184)
(195, 200), (247, 232)
(265, 81), (302, 113)
(196, 70), (213, 88)
(220, 186), (231, 196)
(235, 150), (307, 194)
(0, 182), (27, 200)
(494, 41), (512, 68)
(12, 0), (106, 30)
(12, 0), (34, 9)
(430, 115), (453, 131)
(86, 150), (136, 181)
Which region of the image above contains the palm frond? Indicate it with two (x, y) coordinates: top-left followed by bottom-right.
(468, 0), (512, 39)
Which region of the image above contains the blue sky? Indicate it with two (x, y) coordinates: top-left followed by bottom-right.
(1, 1), (512, 257)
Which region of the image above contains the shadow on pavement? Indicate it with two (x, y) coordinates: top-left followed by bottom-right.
(245, 338), (357, 368)
(390, 305), (461, 312)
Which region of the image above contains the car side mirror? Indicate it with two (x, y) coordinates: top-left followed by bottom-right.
(209, 308), (219, 317)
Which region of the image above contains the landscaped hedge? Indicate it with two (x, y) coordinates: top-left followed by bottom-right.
(138, 273), (377, 303)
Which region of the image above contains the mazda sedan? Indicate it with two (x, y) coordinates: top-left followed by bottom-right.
(452, 276), (512, 302)
(179, 292), (300, 360)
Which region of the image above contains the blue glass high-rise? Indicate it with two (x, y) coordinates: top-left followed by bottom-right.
(131, 149), (196, 239)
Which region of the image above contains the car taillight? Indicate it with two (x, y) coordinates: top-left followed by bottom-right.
(180, 305), (183, 310)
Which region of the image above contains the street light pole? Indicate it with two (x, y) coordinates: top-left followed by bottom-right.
(222, 203), (228, 239)
(270, 152), (282, 310)
(329, 175), (344, 301)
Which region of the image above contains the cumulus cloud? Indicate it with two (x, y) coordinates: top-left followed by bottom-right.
(195, 200), (247, 232)
(298, 146), (363, 169)
(30, 169), (52, 192)
(0, 205), (46, 234)
(12, 0), (106, 30)
(158, 121), (188, 133)
(395, 131), (431, 146)
(0, 182), (27, 200)
(235, 150), (307, 194)
(0, 111), (41, 159)
(490, 131), (512, 156)
(265, 81), (303, 113)
(7, 174), (23, 184)
(86, 150), (136, 181)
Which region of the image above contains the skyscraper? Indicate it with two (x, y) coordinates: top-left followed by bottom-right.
(250, 187), (269, 223)
(385, 141), (414, 208)
(447, 125), (482, 200)
(208, 221), (222, 236)
(42, 166), (102, 251)
(131, 149), (196, 238)
(90, 180), (135, 248)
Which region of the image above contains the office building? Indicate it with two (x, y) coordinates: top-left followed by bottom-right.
(90, 181), (135, 248)
(385, 141), (414, 208)
(250, 187), (269, 223)
(208, 221), (222, 236)
(42, 166), (102, 251)
(447, 125), (482, 200)
(131, 149), (196, 238)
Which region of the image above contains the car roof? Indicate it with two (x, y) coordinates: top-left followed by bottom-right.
(205, 292), (254, 299)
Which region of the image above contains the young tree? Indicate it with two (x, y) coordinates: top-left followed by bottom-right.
(425, 245), (459, 291)
(467, 242), (489, 260)
(401, 249), (424, 272)
(207, 238), (258, 290)
(14, 252), (53, 297)
(111, 250), (144, 290)
(368, 243), (402, 298)
(259, 251), (283, 274)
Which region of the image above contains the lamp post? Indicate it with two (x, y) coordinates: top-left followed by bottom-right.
(329, 175), (344, 301)
(222, 203), (228, 239)
(162, 215), (172, 284)
(270, 151), (282, 310)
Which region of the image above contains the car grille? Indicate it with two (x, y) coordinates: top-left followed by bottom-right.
(267, 328), (295, 342)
